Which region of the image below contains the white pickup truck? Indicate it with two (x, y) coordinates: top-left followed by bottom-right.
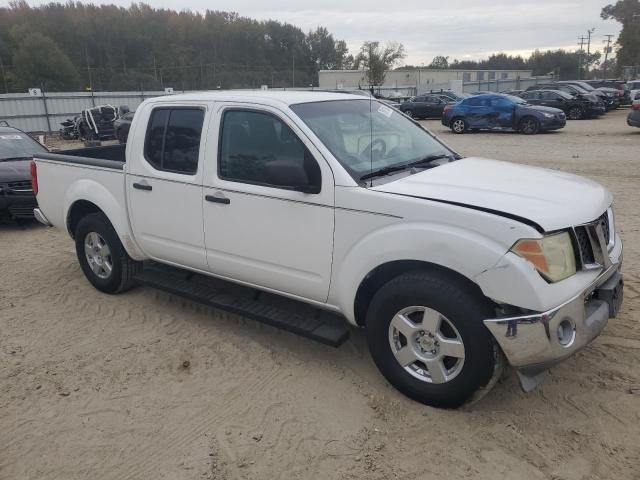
(32, 91), (623, 408)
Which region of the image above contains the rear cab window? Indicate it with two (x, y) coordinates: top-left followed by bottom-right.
(144, 107), (205, 175)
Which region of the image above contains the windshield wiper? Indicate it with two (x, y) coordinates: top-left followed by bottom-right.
(359, 154), (454, 182)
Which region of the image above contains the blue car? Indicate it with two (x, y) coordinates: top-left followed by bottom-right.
(441, 94), (566, 135)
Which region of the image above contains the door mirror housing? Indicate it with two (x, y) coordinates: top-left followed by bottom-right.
(265, 159), (321, 194)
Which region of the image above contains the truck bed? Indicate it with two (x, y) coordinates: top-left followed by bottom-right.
(38, 144), (126, 170)
(33, 145), (129, 239)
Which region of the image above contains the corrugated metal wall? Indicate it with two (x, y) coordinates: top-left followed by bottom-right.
(0, 91), (168, 132)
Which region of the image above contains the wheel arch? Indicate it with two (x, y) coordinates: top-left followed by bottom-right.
(63, 180), (145, 260)
(353, 260), (491, 327)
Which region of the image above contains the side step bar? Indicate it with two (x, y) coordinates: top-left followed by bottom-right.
(134, 264), (350, 347)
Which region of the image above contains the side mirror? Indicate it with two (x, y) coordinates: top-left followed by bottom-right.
(265, 159), (321, 194)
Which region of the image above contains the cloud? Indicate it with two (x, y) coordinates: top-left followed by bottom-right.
(18, 0), (621, 64)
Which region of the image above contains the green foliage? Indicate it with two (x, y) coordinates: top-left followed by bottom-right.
(0, 2), (351, 92)
(353, 41), (405, 85)
(601, 0), (640, 72)
(428, 56), (449, 69)
(10, 31), (80, 91)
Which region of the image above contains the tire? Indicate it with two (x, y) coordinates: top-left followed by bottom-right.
(518, 116), (540, 135)
(404, 110), (414, 119)
(74, 212), (142, 294)
(365, 271), (496, 408)
(567, 106), (584, 120)
(450, 117), (467, 134)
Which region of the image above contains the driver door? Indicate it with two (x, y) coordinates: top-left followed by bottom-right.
(202, 104), (336, 302)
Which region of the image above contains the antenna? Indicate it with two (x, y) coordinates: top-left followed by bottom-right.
(369, 86), (373, 188)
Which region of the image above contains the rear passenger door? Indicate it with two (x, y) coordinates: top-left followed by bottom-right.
(521, 91), (541, 105)
(201, 104), (335, 302)
(127, 104), (209, 270)
(539, 91), (563, 109)
(465, 97), (490, 128)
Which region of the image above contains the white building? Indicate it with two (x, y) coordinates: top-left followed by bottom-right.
(319, 68), (534, 94)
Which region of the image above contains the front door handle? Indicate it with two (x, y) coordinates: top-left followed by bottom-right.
(133, 182), (152, 191)
(205, 194), (230, 205)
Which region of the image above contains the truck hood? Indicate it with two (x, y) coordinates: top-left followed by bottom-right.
(372, 158), (611, 232)
(0, 159), (31, 183)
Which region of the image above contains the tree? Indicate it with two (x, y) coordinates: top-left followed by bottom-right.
(353, 41), (405, 85)
(11, 31), (79, 91)
(601, 0), (640, 73)
(307, 27), (350, 70)
(0, 3), (352, 91)
(428, 56), (449, 69)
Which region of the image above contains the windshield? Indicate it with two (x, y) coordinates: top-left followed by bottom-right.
(290, 99), (454, 181)
(0, 131), (47, 161)
(504, 95), (526, 104)
(555, 91), (574, 100)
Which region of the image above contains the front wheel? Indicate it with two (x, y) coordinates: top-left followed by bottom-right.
(567, 106), (584, 120)
(519, 116), (540, 135)
(366, 272), (497, 408)
(75, 212), (142, 294)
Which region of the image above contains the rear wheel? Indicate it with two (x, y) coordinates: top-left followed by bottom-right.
(366, 272), (497, 408)
(75, 212), (142, 294)
(404, 110), (414, 119)
(568, 106), (584, 120)
(450, 118), (467, 134)
(519, 116), (540, 135)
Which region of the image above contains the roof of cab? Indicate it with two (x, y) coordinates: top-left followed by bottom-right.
(144, 90), (369, 107)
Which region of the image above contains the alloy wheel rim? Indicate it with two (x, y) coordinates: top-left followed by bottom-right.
(84, 232), (113, 279)
(522, 119), (536, 133)
(388, 306), (465, 384)
(453, 120), (464, 132)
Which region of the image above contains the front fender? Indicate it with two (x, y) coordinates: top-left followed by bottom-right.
(63, 178), (145, 260)
(330, 221), (511, 324)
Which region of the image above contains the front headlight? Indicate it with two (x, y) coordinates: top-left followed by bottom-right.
(542, 112), (555, 118)
(511, 231), (576, 283)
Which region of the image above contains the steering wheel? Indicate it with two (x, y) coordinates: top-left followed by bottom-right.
(361, 138), (387, 162)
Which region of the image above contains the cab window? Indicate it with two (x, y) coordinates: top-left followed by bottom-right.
(218, 109), (321, 190)
(144, 107), (204, 175)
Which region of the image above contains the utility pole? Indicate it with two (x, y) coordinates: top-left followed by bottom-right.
(292, 53), (295, 88)
(586, 28), (595, 79)
(577, 36), (587, 80)
(84, 46), (93, 91)
(602, 34), (614, 79)
(0, 56), (8, 93)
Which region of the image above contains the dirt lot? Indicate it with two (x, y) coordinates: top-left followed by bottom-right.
(1, 108), (639, 480)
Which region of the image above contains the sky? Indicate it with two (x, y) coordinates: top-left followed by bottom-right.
(18, 0), (621, 65)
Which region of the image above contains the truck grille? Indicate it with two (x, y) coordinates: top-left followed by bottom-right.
(572, 209), (613, 269)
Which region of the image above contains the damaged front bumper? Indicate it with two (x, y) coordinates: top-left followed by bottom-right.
(483, 259), (623, 391)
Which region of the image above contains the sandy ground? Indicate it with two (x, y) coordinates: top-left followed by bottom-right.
(1, 109), (639, 480)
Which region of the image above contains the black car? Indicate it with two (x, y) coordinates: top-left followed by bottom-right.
(526, 84), (605, 116)
(0, 126), (47, 220)
(399, 94), (454, 119)
(558, 81), (618, 110)
(519, 90), (593, 120)
(441, 94), (566, 135)
(114, 111), (135, 143)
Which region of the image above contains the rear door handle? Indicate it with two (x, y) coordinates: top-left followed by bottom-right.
(205, 194), (230, 205)
(133, 182), (152, 191)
